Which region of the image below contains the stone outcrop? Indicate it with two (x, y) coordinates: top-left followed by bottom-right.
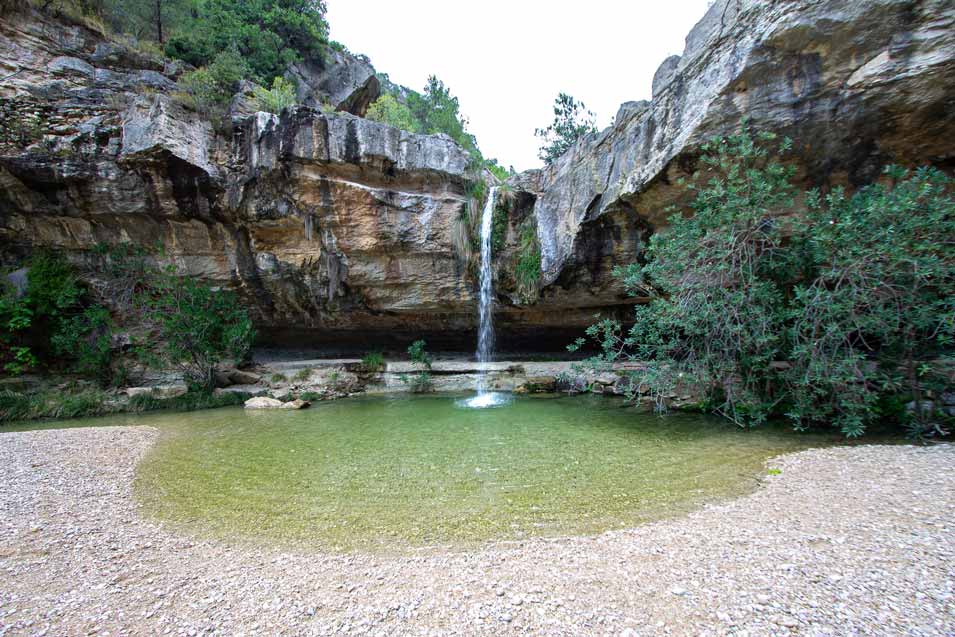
(1, 1), (954, 352)
(286, 49), (380, 116)
(516, 0), (955, 299)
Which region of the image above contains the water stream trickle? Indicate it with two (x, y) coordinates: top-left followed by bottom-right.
(465, 185), (508, 409)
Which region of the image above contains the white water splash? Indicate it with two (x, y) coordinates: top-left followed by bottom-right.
(465, 186), (509, 409)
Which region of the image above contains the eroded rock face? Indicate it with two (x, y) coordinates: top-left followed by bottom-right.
(286, 49), (380, 116)
(1, 1), (954, 351)
(518, 0), (955, 295)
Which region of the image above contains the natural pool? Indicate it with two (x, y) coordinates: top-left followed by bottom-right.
(8, 394), (842, 551)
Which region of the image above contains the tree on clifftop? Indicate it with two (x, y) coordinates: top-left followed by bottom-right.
(535, 93), (598, 165)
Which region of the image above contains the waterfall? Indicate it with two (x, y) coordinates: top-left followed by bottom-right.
(465, 186), (508, 409)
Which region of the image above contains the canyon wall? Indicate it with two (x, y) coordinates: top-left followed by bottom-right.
(1, 0), (953, 351)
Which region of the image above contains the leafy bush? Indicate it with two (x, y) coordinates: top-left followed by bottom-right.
(361, 351), (385, 371)
(164, 0), (329, 86)
(535, 93), (598, 164)
(51, 305), (114, 384)
(253, 76), (298, 114)
(786, 166), (955, 437)
(176, 46), (250, 115)
(292, 367), (312, 381)
(514, 223), (542, 299)
(140, 270), (255, 391)
(365, 94), (419, 132)
(404, 340), (433, 393)
(573, 128), (955, 437)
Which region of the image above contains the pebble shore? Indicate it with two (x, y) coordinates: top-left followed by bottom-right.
(1, 427), (953, 636)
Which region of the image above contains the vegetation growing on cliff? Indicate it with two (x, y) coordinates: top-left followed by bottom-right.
(368, 74), (512, 178)
(0, 246), (255, 393)
(536, 92), (598, 164)
(402, 339), (434, 393)
(572, 129), (955, 438)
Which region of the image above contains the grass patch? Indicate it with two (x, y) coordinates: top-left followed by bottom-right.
(0, 387), (250, 424)
(270, 373), (287, 384)
(0, 388), (113, 422)
(292, 368), (313, 382)
(128, 390), (249, 414)
(361, 351), (385, 371)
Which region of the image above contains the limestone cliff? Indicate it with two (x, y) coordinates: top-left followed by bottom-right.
(1, 1), (954, 351)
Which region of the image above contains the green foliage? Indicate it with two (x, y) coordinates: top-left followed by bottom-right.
(491, 200), (509, 254)
(164, 0), (329, 86)
(270, 373), (287, 384)
(787, 166), (955, 437)
(361, 351), (385, 371)
(484, 157), (516, 182)
(51, 305), (114, 384)
(0, 252), (84, 375)
(407, 76), (479, 157)
(407, 339), (432, 370)
(0, 387), (111, 423)
(514, 223), (542, 298)
(292, 367), (312, 381)
(535, 92), (598, 164)
(140, 270), (255, 391)
(573, 128), (955, 438)
(176, 46), (250, 115)
(253, 76), (298, 114)
(127, 388), (249, 414)
(403, 339), (433, 393)
(365, 93), (420, 133)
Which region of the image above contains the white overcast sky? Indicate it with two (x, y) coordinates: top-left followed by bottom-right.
(326, 0), (711, 171)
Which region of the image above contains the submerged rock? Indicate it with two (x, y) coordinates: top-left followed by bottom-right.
(244, 396), (310, 410)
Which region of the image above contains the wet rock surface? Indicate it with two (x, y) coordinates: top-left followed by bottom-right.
(1, 428), (953, 635)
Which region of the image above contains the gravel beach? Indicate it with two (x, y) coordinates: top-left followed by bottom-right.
(1, 426), (953, 636)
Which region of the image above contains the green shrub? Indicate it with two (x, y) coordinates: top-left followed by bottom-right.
(365, 94), (419, 132)
(292, 367), (312, 381)
(164, 0), (328, 86)
(572, 128), (955, 438)
(514, 223), (542, 300)
(361, 351), (385, 371)
(51, 305), (115, 384)
(408, 339), (432, 370)
(140, 270), (255, 391)
(176, 46), (250, 115)
(0, 252), (96, 377)
(535, 93), (597, 164)
(253, 76), (298, 114)
(403, 340), (433, 393)
(270, 373), (287, 384)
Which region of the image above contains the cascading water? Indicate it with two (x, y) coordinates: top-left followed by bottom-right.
(464, 186), (508, 409)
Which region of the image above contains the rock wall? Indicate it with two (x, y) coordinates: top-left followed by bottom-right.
(517, 0), (955, 297)
(1, 1), (954, 352)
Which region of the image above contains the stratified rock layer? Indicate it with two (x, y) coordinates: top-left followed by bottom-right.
(519, 0), (955, 293)
(1, 1), (954, 350)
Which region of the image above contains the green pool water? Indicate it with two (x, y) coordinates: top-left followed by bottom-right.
(7, 394), (841, 551)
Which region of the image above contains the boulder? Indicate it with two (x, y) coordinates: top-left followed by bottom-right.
(286, 50), (380, 116)
(244, 396), (285, 409)
(228, 369), (262, 385)
(125, 384), (188, 399)
(519, 376), (557, 393)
